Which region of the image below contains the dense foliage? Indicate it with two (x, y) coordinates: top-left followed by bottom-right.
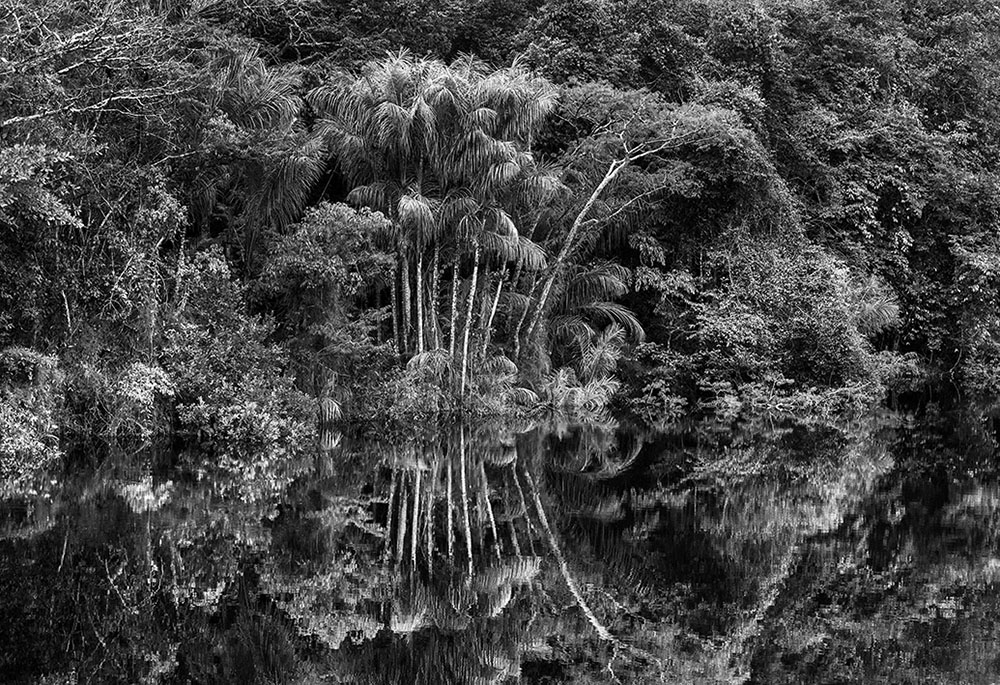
(4, 0), (1000, 455)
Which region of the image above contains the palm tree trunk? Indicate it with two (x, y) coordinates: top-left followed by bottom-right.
(513, 278), (539, 361)
(391, 267), (401, 355)
(506, 216), (539, 320)
(382, 464), (400, 565)
(481, 461), (501, 558)
(511, 464), (537, 556)
(411, 466), (421, 568)
(396, 468), (408, 566)
(431, 243), (442, 349)
(426, 452), (436, 571)
(459, 241), (481, 395)
(448, 254), (460, 357)
(459, 428), (473, 574)
(416, 250), (425, 354)
(446, 448), (454, 560)
(507, 261), (525, 320)
(481, 271), (505, 357)
(401, 252), (411, 354)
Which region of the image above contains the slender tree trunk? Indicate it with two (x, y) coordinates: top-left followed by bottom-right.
(446, 447), (454, 560)
(459, 428), (473, 574)
(526, 159), (627, 342)
(507, 471), (522, 556)
(513, 278), (539, 361)
(459, 241), (481, 395)
(411, 466), (421, 567)
(449, 254), (461, 357)
(396, 468), (409, 565)
(481, 272), (505, 357)
(523, 465), (615, 642)
(481, 461), (501, 558)
(391, 266), (401, 356)
(506, 216), (539, 320)
(382, 463), (400, 565)
(416, 250), (425, 354)
(426, 452), (436, 571)
(401, 252), (411, 354)
(431, 243), (442, 349)
(511, 465), (537, 556)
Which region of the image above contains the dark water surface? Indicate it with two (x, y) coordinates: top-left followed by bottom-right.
(2, 407), (1000, 684)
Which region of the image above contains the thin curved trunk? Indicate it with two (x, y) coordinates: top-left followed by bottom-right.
(523, 465), (615, 642)
(459, 241), (481, 395)
(508, 513), (521, 557)
(526, 159), (627, 342)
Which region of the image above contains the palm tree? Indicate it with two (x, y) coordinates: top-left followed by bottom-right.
(192, 47), (325, 271)
(311, 51), (557, 393)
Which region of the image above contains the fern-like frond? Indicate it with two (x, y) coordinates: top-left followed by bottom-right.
(577, 301), (645, 341)
(398, 193), (435, 238)
(579, 323), (625, 382)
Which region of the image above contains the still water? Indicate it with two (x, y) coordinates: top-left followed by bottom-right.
(2, 406), (999, 684)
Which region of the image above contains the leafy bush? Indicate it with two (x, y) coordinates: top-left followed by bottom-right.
(0, 391), (60, 484)
(0, 347), (58, 387)
(260, 202), (396, 413)
(694, 239), (902, 414)
(0, 347), (61, 487)
(620, 342), (692, 425)
(61, 362), (175, 439)
(164, 248), (315, 462)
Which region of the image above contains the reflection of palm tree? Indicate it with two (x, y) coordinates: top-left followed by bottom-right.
(374, 423), (621, 648)
(380, 425), (546, 574)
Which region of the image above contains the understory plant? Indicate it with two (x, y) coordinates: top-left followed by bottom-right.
(164, 248), (315, 463)
(0, 347), (61, 490)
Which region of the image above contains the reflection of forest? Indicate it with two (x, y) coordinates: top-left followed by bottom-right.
(2, 410), (1000, 683)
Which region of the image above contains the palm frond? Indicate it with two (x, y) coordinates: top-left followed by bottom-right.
(577, 302), (645, 341)
(406, 349), (451, 378)
(398, 193), (435, 238)
(481, 354), (518, 378)
(506, 386), (539, 405)
(490, 207), (518, 237)
(579, 323), (625, 382)
(348, 181), (391, 213)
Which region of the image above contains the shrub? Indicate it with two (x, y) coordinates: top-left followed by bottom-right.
(694, 239), (902, 414)
(164, 248), (315, 462)
(0, 347), (61, 488)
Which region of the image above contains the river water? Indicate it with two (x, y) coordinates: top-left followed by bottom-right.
(2, 406), (999, 683)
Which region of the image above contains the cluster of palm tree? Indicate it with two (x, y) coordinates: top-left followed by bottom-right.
(309, 51), (563, 393)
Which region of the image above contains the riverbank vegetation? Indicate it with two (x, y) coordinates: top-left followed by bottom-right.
(3, 0), (1000, 466)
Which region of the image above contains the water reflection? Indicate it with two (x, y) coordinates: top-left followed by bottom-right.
(1, 408), (1000, 683)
